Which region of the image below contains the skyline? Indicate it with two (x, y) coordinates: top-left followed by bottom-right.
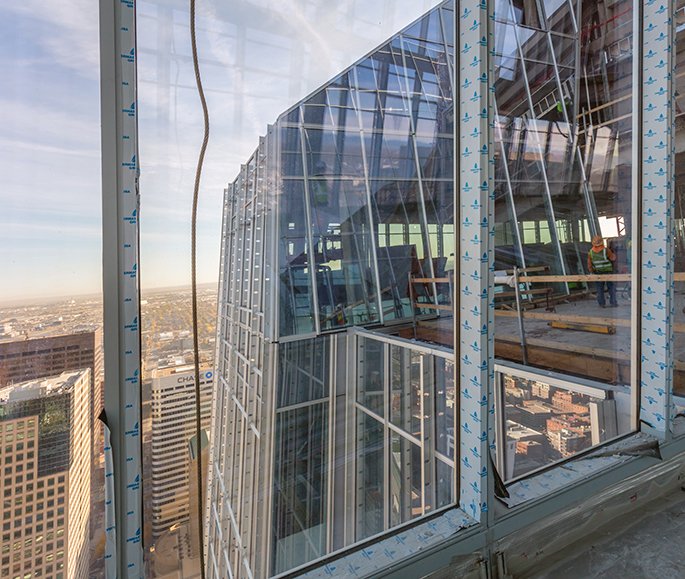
(1, 0), (441, 303)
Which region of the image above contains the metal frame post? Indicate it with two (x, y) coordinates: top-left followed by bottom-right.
(457, 0), (494, 522)
(99, 0), (144, 575)
(639, 0), (676, 437)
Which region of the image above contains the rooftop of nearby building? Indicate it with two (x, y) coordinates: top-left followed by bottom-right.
(0, 369), (86, 404)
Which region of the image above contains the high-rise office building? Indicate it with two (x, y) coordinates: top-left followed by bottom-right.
(0, 370), (91, 579)
(0, 331), (104, 482)
(150, 362), (212, 537)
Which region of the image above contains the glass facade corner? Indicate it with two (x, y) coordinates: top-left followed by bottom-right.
(276, 4), (455, 337)
(209, 1), (685, 578)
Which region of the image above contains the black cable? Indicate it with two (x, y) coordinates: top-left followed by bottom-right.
(190, 0), (209, 577)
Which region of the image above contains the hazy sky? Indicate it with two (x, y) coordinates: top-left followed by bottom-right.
(1, 0), (440, 303)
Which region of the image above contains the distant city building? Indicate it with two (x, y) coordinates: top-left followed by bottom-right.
(551, 391), (590, 414)
(518, 404), (553, 431)
(150, 362), (212, 537)
(531, 382), (554, 400)
(0, 370), (91, 579)
(548, 428), (589, 457)
(0, 331), (104, 472)
(516, 440), (543, 462)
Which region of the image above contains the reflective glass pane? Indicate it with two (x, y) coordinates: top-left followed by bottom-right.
(1, 3), (105, 577)
(499, 370), (625, 480)
(278, 178), (316, 336)
(390, 345), (421, 436)
(358, 338), (385, 417)
(389, 432), (422, 526)
(210, 4), (458, 578)
(493, 0), (635, 396)
(434, 358), (455, 459)
(273, 403), (328, 574)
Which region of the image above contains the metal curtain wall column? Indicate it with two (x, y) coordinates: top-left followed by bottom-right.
(639, 0), (676, 437)
(398, 38), (439, 298)
(493, 98), (527, 271)
(99, 0), (145, 576)
(505, 0), (569, 286)
(457, 0), (495, 522)
(535, 0), (602, 240)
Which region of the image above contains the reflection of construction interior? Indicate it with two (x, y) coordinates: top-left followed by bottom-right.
(399, 0), (685, 395)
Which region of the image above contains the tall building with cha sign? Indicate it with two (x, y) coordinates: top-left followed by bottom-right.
(150, 362), (212, 538)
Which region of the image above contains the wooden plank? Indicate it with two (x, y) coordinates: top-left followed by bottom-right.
(523, 290), (590, 308)
(496, 334), (629, 360)
(404, 329), (685, 395)
(412, 302), (452, 311)
(502, 266), (548, 274)
(412, 277), (450, 283)
(495, 309), (631, 327)
(674, 273), (685, 282)
(494, 337), (631, 384)
(496, 289), (550, 298)
(576, 93), (632, 119)
(495, 335), (685, 395)
(517, 274), (632, 283)
(548, 321), (616, 334)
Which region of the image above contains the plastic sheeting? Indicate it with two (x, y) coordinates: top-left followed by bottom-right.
(501, 434), (660, 508)
(300, 508), (477, 578)
(531, 488), (685, 579)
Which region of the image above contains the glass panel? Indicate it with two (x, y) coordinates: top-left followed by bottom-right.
(434, 358), (455, 459)
(275, 10), (455, 333)
(493, 0), (635, 402)
(355, 337), (454, 542)
(358, 338), (386, 417)
(272, 403), (328, 575)
(1, 4), (104, 577)
(389, 432), (422, 527)
(277, 338), (329, 408)
(389, 345), (421, 437)
(356, 410), (385, 540)
(500, 370), (627, 480)
(279, 176), (316, 336)
(208, 3), (458, 578)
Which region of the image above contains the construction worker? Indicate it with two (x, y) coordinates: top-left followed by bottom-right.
(588, 235), (618, 308)
(310, 161), (328, 207)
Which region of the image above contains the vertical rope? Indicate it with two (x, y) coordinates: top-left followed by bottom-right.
(189, 0), (209, 576)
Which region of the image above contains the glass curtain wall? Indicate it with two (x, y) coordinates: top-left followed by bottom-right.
(493, 0), (636, 473)
(277, 3), (455, 337)
(1, 4), (105, 578)
(354, 335), (455, 541)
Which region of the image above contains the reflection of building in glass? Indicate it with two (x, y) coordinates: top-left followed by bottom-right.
(150, 362), (212, 537)
(208, 3), (456, 578)
(500, 371), (620, 480)
(0, 370), (91, 579)
(206, 0), (685, 577)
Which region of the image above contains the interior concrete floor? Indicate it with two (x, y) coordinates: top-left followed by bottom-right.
(528, 486), (685, 579)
